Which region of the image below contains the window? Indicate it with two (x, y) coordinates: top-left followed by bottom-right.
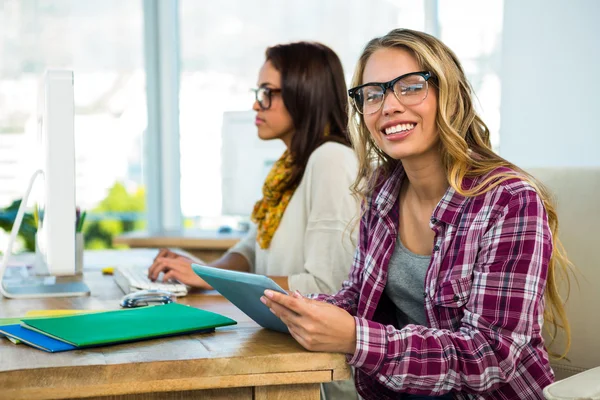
(0, 0), (147, 250)
(438, 0), (504, 150)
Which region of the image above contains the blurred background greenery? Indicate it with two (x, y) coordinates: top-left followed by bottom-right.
(0, 182), (145, 254)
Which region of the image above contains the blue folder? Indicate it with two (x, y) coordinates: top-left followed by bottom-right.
(0, 324), (77, 352)
(192, 264), (289, 333)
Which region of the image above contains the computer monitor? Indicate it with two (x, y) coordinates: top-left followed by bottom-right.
(36, 70), (77, 277)
(0, 70), (90, 298)
(220, 111), (286, 217)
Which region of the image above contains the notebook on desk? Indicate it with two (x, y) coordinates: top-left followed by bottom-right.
(16, 303), (236, 350)
(0, 324), (77, 352)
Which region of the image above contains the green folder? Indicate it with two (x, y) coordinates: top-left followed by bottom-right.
(21, 303), (236, 347)
(0, 311), (99, 343)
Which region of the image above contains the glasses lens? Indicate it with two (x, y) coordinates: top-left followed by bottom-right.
(355, 86), (384, 115)
(255, 88), (270, 109)
(393, 75), (428, 106)
(350, 90), (363, 114)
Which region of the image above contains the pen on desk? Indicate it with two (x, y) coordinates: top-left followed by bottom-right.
(76, 210), (87, 233)
(33, 206), (39, 227)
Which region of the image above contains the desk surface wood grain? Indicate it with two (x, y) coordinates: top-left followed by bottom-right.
(0, 259), (350, 400)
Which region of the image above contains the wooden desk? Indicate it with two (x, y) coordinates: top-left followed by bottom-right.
(113, 230), (247, 262)
(0, 250), (350, 400)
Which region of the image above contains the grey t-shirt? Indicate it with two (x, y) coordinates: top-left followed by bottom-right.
(384, 236), (430, 328)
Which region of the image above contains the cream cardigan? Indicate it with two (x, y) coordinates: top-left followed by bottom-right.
(227, 141), (359, 295)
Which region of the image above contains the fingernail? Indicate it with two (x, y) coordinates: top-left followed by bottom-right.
(294, 290), (302, 298)
(264, 290), (273, 298)
(260, 296), (267, 304)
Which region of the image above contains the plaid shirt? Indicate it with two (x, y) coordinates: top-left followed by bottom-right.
(313, 163), (554, 399)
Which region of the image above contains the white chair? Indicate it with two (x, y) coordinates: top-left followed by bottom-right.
(527, 168), (600, 399)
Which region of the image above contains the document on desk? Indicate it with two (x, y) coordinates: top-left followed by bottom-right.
(0, 317), (23, 339)
(20, 303), (236, 348)
(0, 324), (77, 352)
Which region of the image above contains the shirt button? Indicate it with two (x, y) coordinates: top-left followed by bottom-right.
(423, 292), (427, 298)
(433, 245), (440, 251)
(430, 217), (438, 224)
(453, 295), (460, 302)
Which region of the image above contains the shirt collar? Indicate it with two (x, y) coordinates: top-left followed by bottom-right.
(373, 162), (405, 217)
(431, 179), (472, 226)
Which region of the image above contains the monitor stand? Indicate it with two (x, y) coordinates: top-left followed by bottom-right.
(0, 169), (91, 299)
(1, 265), (90, 299)
(1, 244), (90, 299)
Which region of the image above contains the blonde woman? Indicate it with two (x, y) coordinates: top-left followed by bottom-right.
(263, 29), (571, 399)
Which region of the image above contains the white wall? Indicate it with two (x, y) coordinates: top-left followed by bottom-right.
(499, 0), (600, 167)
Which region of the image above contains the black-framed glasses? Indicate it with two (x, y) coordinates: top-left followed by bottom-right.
(252, 86), (282, 110)
(348, 71), (433, 115)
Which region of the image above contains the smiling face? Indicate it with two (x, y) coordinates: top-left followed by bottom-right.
(253, 60), (295, 148)
(362, 47), (439, 161)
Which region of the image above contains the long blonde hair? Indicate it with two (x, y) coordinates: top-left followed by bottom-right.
(349, 28), (572, 358)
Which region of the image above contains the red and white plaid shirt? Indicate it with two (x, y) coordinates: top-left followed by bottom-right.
(313, 163), (554, 399)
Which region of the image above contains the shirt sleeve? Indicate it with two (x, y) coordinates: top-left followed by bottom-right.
(287, 144), (359, 295)
(349, 188), (552, 396)
(309, 182), (376, 314)
(226, 224), (257, 272)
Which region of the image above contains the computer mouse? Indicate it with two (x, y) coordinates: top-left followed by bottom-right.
(120, 289), (175, 308)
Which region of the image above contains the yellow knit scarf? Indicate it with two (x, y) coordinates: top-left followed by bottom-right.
(251, 150), (297, 249)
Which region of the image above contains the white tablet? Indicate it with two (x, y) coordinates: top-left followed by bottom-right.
(191, 264), (289, 333)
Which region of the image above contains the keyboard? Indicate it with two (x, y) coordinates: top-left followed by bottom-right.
(113, 265), (188, 297)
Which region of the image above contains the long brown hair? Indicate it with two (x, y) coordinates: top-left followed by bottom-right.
(266, 41), (351, 190)
(349, 29), (572, 358)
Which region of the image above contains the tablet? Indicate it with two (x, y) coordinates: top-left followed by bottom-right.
(191, 264), (289, 333)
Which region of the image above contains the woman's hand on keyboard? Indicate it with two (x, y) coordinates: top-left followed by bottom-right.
(148, 249), (212, 289)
